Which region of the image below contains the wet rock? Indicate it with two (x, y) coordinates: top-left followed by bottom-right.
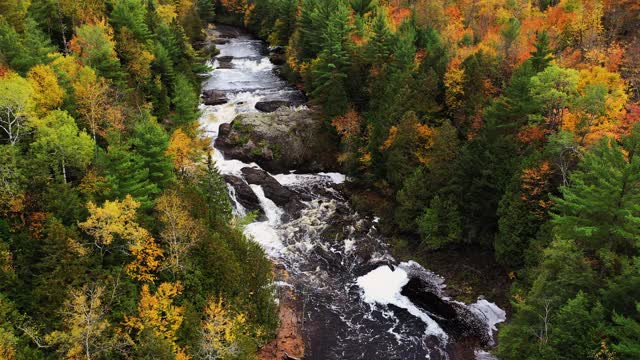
(223, 175), (264, 218)
(256, 100), (292, 113)
(268, 46), (287, 65)
(215, 107), (339, 173)
(240, 167), (304, 220)
(269, 46), (286, 55)
(401, 277), (491, 344)
(241, 167), (297, 206)
(217, 55), (234, 63)
(202, 89), (228, 106)
(269, 53), (286, 66)
(213, 38), (229, 45)
(215, 56), (234, 69)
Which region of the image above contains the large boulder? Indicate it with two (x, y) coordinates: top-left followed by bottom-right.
(215, 56), (234, 69)
(241, 167), (296, 206)
(223, 175), (264, 218)
(202, 89), (228, 106)
(255, 100), (291, 113)
(268, 46), (287, 66)
(400, 276), (492, 345)
(215, 107), (339, 173)
(240, 167), (304, 219)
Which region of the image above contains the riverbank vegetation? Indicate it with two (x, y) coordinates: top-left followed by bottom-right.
(0, 1), (277, 359)
(218, 0), (640, 358)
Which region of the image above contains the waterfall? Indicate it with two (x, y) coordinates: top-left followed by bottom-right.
(199, 25), (505, 360)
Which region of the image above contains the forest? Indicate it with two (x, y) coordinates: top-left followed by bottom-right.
(1, 0), (640, 359)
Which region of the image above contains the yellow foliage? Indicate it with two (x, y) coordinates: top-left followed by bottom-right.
(166, 128), (207, 173)
(157, 4), (178, 23)
(73, 67), (124, 139)
(26, 65), (64, 114)
(79, 195), (143, 247)
(125, 282), (184, 342)
(199, 297), (249, 359)
(380, 126), (398, 151)
(49, 53), (83, 85)
(79, 195), (163, 281)
(156, 189), (204, 274)
(415, 123), (435, 165)
(46, 285), (113, 360)
(444, 58), (465, 114)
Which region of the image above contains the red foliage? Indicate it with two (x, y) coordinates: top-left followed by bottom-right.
(388, 6), (412, 27)
(517, 125), (549, 145)
(614, 102), (640, 139)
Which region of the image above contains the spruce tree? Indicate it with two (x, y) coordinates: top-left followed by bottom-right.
(530, 30), (553, 72)
(310, 2), (352, 117)
(551, 127), (640, 258)
(129, 114), (175, 190)
(99, 139), (159, 210)
(171, 74), (200, 126)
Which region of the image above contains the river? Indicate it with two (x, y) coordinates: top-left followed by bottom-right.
(199, 25), (505, 360)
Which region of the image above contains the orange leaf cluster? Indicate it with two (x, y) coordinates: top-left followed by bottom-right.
(332, 109), (361, 140)
(520, 161), (553, 217)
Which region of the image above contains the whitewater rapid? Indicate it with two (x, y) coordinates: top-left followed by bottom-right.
(199, 25), (505, 360)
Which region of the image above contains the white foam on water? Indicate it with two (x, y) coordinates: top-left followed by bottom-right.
(469, 299), (507, 343)
(273, 172), (347, 186)
(232, 57), (274, 72)
(475, 350), (499, 360)
(356, 265), (448, 341)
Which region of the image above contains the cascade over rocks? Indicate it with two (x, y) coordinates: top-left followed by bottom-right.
(202, 89), (228, 105)
(241, 167), (304, 219)
(401, 276), (492, 345)
(255, 100), (292, 112)
(223, 174), (265, 218)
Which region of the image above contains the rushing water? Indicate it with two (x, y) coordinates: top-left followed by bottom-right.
(199, 25), (505, 360)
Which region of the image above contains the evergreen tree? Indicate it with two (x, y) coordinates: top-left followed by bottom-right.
(457, 117), (517, 244)
(129, 113), (176, 190)
(171, 74), (200, 126)
(99, 138), (159, 210)
(310, 2), (352, 117)
(542, 292), (605, 360)
(196, 155), (233, 227)
(0, 17), (54, 74)
(551, 127), (640, 259)
(110, 0), (151, 41)
(610, 304), (640, 358)
(417, 195), (462, 249)
(530, 30), (553, 72)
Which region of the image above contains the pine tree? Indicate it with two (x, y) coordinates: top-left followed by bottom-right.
(310, 2), (352, 117)
(551, 126), (640, 258)
(196, 155), (232, 227)
(171, 74), (200, 126)
(129, 113), (175, 190)
(610, 304), (640, 358)
(110, 0), (151, 41)
(530, 30), (553, 72)
(99, 140), (159, 210)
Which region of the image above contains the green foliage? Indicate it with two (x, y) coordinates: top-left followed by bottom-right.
(129, 113), (176, 190)
(110, 0), (151, 41)
(72, 22), (123, 81)
(310, 1), (352, 117)
(0, 17), (54, 74)
(551, 129), (640, 259)
(98, 138), (160, 210)
(610, 304), (640, 358)
(31, 110), (95, 183)
(171, 74), (200, 126)
(417, 195), (461, 249)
